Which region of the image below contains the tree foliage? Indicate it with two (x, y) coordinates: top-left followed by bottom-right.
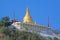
(54, 37), (58, 40)
(0, 16), (11, 27)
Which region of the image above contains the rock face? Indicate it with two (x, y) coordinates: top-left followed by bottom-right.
(0, 32), (9, 40)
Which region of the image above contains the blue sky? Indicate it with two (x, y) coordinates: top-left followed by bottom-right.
(0, 0), (60, 31)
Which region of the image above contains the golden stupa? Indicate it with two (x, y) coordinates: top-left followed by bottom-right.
(23, 8), (33, 24)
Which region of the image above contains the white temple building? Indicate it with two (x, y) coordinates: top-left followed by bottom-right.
(9, 8), (60, 40)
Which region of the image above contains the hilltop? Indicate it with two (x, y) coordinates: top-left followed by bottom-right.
(0, 16), (60, 40)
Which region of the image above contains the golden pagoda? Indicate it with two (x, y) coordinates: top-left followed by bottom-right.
(23, 8), (33, 24)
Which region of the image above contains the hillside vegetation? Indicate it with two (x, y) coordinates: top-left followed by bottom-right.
(0, 16), (59, 40)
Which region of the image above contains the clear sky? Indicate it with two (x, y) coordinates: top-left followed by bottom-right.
(0, 0), (60, 31)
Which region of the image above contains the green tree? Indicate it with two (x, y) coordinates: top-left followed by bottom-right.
(47, 37), (52, 40)
(54, 37), (58, 40)
(0, 16), (10, 27)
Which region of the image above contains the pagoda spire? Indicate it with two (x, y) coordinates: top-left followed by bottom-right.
(13, 11), (15, 20)
(12, 10), (18, 23)
(25, 8), (30, 17)
(23, 8), (33, 23)
(48, 16), (50, 27)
